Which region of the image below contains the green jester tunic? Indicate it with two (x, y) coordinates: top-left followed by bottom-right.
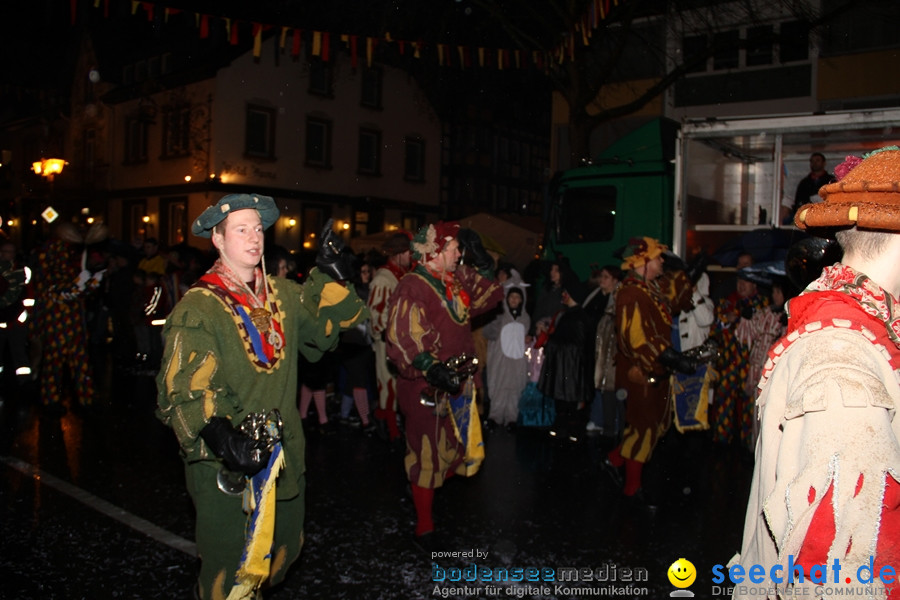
(156, 267), (366, 598)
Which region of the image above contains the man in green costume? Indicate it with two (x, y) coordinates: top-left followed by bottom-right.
(156, 193), (365, 600)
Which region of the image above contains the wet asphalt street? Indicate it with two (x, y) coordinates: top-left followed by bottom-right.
(0, 349), (754, 600)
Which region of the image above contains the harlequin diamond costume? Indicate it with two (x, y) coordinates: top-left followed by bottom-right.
(732, 148), (900, 600)
(386, 221), (503, 545)
(30, 222), (107, 410)
(156, 194), (366, 600)
(711, 273), (769, 450)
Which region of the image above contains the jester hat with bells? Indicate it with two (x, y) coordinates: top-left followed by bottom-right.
(619, 236), (668, 272)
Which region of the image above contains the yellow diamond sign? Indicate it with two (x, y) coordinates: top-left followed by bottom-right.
(41, 206), (59, 223)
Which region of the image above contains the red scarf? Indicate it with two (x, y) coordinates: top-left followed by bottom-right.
(760, 264), (900, 390)
(200, 259), (284, 362)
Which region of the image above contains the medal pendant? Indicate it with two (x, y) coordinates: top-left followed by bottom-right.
(249, 307), (271, 333)
(268, 330), (283, 350)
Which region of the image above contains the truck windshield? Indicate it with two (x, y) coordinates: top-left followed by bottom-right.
(557, 185), (617, 244)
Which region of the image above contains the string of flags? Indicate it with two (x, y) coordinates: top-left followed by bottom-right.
(72, 0), (622, 70)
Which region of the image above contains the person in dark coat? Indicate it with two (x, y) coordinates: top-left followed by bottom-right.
(537, 269), (594, 441)
(791, 152), (836, 217)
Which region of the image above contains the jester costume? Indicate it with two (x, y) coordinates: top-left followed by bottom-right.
(732, 265), (900, 599)
(157, 263), (365, 600)
(609, 270), (691, 479)
(30, 236), (101, 407)
(732, 147), (900, 600)
(711, 288), (768, 450)
(367, 257), (408, 440)
(387, 262), (502, 489)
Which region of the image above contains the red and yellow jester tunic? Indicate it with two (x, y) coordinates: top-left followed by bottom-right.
(615, 270), (692, 463)
(386, 263), (502, 489)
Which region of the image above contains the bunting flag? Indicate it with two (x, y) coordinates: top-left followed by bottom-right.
(252, 24), (263, 59)
(92, 0), (109, 18)
(366, 37), (374, 66)
(77, 0), (625, 71)
(342, 34), (359, 68)
(292, 29), (302, 58)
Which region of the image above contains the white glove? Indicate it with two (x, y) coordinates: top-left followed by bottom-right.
(90, 269), (107, 285)
(75, 269), (92, 291)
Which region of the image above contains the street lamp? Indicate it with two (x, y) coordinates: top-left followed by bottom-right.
(32, 158), (67, 181)
(33, 158), (67, 230)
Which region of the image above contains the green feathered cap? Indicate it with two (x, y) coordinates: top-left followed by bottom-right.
(191, 193), (280, 238)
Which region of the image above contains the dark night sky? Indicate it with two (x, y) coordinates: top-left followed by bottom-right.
(0, 0), (556, 128)
(0, 0), (564, 88)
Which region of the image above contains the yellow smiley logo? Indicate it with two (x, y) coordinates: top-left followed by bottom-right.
(668, 558), (697, 588)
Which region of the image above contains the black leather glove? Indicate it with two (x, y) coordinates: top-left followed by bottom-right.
(741, 306), (755, 320)
(686, 252), (709, 284)
(662, 251), (687, 273)
(456, 228), (494, 272)
(425, 362), (461, 395)
(658, 347), (698, 375)
(316, 219), (355, 281)
(199, 417), (269, 476)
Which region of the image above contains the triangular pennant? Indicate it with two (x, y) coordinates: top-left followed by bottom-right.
(252, 23), (263, 58)
(230, 19), (240, 45)
(292, 29), (302, 58)
(349, 35), (358, 68)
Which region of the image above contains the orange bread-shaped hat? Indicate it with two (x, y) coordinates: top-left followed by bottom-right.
(795, 146), (900, 231)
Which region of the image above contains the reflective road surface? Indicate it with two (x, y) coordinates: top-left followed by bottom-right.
(0, 353), (754, 599)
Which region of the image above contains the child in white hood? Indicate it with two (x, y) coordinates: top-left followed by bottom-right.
(482, 270), (531, 429)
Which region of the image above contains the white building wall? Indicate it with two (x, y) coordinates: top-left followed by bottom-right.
(212, 42), (441, 206)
